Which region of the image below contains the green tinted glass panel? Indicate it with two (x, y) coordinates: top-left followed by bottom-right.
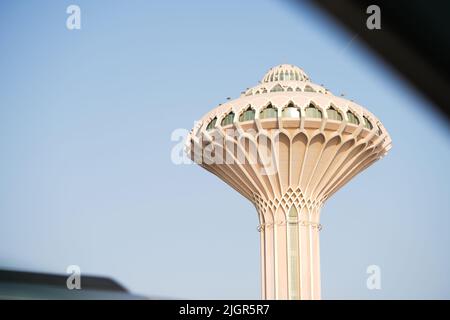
(206, 117), (217, 130)
(260, 107), (277, 119)
(305, 107), (322, 119)
(346, 111), (359, 125)
(221, 112), (235, 126)
(239, 109), (255, 122)
(270, 84), (283, 92)
(287, 206), (300, 300)
(282, 107), (300, 118)
(327, 108), (343, 121)
(377, 125), (382, 135)
(363, 116), (373, 129)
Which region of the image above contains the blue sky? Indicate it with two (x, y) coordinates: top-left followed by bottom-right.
(0, 0), (449, 299)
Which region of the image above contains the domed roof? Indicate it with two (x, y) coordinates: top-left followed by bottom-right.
(262, 64), (310, 83)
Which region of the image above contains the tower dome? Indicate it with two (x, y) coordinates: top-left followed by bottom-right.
(262, 64), (310, 83)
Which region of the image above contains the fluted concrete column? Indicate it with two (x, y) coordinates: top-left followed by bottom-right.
(258, 205), (322, 300)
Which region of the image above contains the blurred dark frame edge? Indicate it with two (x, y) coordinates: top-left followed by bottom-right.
(300, 0), (450, 122)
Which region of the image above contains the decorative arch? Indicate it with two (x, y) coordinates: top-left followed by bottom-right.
(271, 84), (284, 92)
(346, 110), (359, 125)
(221, 111), (235, 126)
(239, 106), (256, 122)
(363, 116), (373, 129)
(304, 85), (315, 92)
(327, 106), (343, 121)
(206, 117), (217, 130)
(260, 103), (278, 119)
(282, 102), (300, 118)
(305, 103), (322, 119)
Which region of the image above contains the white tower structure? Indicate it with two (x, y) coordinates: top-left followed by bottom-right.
(186, 64), (392, 300)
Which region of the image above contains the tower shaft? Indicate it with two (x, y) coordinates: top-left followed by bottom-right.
(257, 199), (322, 299)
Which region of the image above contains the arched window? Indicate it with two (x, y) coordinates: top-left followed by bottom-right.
(304, 85), (315, 92)
(290, 70), (294, 80)
(305, 104), (322, 118)
(206, 117), (217, 130)
(274, 72), (279, 81)
(262, 88), (267, 93)
(260, 103), (277, 119)
(280, 72), (284, 81)
(295, 72), (299, 81)
(346, 111), (359, 125)
(287, 206), (300, 300)
(255, 90), (260, 95)
(327, 107), (343, 121)
(270, 84), (284, 92)
(270, 73), (274, 82)
(377, 124), (382, 135)
(287, 87), (293, 92)
(363, 116), (373, 129)
(221, 112), (235, 126)
(282, 103), (300, 118)
(295, 87), (302, 92)
(239, 107), (255, 122)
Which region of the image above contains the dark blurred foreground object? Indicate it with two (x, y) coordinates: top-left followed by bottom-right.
(0, 269), (145, 299)
(305, 0), (450, 121)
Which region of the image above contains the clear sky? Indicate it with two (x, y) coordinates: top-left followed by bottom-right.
(0, 0), (449, 299)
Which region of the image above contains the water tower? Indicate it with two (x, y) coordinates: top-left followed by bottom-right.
(186, 64), (391, 299)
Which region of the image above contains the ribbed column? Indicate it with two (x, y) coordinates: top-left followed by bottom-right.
(258, 206), (322, 300)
